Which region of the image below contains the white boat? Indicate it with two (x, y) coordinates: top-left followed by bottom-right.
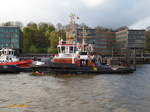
(0, 48), (33, 73)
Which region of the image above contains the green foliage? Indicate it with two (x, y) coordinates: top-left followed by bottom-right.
(29, 45), (38, 53)
(27, 22), (38, 30)
(145, 31), (150, 52)
(23, 27), (32, 52)
(22, 22), (66, 53)
(95, 26), (113, 32)
(38, 22), (55, 33)
(37, 48), (48, 53)
(48, 48), (57, 53)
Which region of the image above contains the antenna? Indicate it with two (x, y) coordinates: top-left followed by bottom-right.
(68, 13), (79, 43)
(69, 13), (76, 25)
(69, 13), (79, 25)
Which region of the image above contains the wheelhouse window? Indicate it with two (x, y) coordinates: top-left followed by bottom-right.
(69, 46), (73, 53)
(74, 47), (77, 52)
(58, 47), (61, 53)
(65, 46), (69, 53)
(9, 51), (11, 55)
(61, 46), (65, 53)
(79, 52), (87, 55)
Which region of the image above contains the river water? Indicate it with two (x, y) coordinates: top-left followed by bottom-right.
(0, 65), (150, 112)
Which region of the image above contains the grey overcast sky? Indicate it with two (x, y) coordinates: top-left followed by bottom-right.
(0, 0), (150, 29)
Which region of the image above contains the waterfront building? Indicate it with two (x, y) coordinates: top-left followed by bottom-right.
(66, 15), (145, 56)
(94, 30), (116, 56)
(0, 26), (23, 53)
(77, 28), (116, 56)
(116, 28), (145, 56)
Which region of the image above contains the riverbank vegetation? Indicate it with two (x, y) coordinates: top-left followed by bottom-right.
(23, 22), (66, 53)
(145, 30), (150, 53)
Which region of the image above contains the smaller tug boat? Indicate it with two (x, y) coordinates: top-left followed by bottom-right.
(0, 48), (32, 73)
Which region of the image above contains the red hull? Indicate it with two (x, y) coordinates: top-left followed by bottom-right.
(0, 59), (33, 68)
(53, 58), (73, 64)
(53, 58), (95, 67)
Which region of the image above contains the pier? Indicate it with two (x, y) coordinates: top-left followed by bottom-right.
(18, 53), (150, 64)
(108, 56), (150, 64)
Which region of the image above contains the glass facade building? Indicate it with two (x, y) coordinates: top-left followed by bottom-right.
(66, 26), (145, 56)
(116, 28), (145, 55)
(77, 29), (116, 56)
(0, 26), (23, 52)
(94, 31), (116, 56)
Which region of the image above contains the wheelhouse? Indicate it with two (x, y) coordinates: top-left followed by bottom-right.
(0, 48), (15, 56)
(57, 45), (77, 54)
(57, 40), (79, 54)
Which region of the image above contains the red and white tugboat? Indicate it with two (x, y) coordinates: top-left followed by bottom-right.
(32, 38), (134, 74)
(46, 38), (134, 74)
(0, 48), (33, 73)
(51, 39), (96, 67)
(42, 38), (103, 74)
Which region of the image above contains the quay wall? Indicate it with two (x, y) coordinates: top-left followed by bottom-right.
(18, 53), (150, 64)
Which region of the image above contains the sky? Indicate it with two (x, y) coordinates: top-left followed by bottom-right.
(0, 0), (150, 29)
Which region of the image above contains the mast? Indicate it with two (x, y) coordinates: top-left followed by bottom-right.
(82, 26), (87, 52)
(67, 13), (79, 43)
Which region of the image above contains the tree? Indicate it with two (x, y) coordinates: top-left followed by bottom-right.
(2, 21), (14, 26)
(38, 22), (49, 32)
(30, 45), (38, 53)
(22, 22), (57, 53)
(95, 26), (113, 32)
(145, 31), (150, 52)
(50, 31), (59, 49)
(27, 22), (38, 31)
(79, 23), (89, 29)
(47, 31), (62, 53)
(23, 27), (32, 52)
(23, 22), (39, 53)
